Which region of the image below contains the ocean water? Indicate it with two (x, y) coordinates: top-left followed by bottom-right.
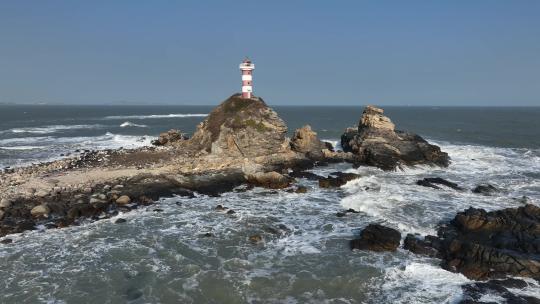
(0, 105), (539, 303)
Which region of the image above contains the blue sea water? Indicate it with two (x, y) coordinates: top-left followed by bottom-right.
(0, 105), (539, 303)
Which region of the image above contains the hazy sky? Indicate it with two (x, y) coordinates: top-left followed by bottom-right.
(0, 1), (539, 106)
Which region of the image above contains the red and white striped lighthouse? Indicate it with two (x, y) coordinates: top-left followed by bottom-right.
(239, 58), (255, 99)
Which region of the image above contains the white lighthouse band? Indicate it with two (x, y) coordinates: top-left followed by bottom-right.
(239, 58), (255, 98)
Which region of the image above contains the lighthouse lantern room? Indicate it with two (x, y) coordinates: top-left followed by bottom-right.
(239, 58), (255, 99)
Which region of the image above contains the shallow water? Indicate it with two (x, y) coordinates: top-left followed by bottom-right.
(0, 106), (539, 303)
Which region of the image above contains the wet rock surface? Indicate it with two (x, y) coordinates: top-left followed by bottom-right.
(404, 204), (540, 281)
(416, 177), (463, 190)
(151, 129), (188, 146)
(341, 105), (450, 170)
(350, 224), (401, 252)
(459, 278), (540, 304)
(319, 172), (361, 188)
(472, 184), (500, 195)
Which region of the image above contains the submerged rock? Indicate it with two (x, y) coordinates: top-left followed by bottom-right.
(341, 105), (449, 170)
(472, 184), (499, 195)
(350, 224), (401, 252)
(416, 177), (463, 190)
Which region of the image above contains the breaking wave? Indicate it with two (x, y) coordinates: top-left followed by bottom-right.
(0, 124), (104, 135)
(104, 113), (207, 120)
(120, 121), (148, 128)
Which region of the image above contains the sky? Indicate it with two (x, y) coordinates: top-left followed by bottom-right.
(0, 1), (539, 106)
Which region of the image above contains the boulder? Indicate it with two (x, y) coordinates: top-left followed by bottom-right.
(319, 172), (361, 188)
(290, 125), (327, 160)
(189, 95), (288, 157)
(30, 204), (50, 218)
(472, 184), (499, 195)
(350, 224), (401, 252)
(0, 198), (12, 209)
(341, 105), (449, 170)
(246, 171), (292, 189)
(151, 129), (188, 146)
(116, 195), (131, 205)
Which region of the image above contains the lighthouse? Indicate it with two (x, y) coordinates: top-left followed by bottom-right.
(239, 58), (255, 99)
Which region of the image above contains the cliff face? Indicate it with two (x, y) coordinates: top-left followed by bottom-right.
(189, 95), (289, 158)
(341, 105), (449, 170)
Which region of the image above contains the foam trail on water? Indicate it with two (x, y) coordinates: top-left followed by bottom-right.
(104, 113), (207, 120)
(1, 124), (104, 135)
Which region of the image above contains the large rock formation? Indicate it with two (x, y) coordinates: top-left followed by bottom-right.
(350, 224), (401, 252)
(290, 125), (328, 160)
(189, 95), (289, 158)
(341, 105), (449, 170)
(405, 204), (540, 281)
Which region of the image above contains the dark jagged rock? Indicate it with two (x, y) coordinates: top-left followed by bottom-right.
(319, 172), (361, 188)
(403, 234), (441, 258)
(416, 177), (463, 191)
(407, 204), (540, 281)
(189, 95), (288, 157)
(341, 105), (449, 170)
(460, 278), (539, 304)
(350, 224), (401, 252)
(472, 184), (499, 195)
(290, 125), (328, 160)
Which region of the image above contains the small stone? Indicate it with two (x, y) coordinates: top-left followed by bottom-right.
(295, 186), (308, 194)
(0, 198), (12, 209)
(215, 205), (228, 211)
(31, 205), (50, 218)
(226, 209), (236, 215)
(249, 234), (263, 243)
(113, 184), (124, 190)
(153, 208), (163, 212)
(89, 197), (106, 204)
(1, 238), (13, 244)
(336, 212), (346, 217)
(115, 218), (127, 224)
(203, 232), (213, 237)
(116, 195), (131, 205)
(83, 187), (92, 193)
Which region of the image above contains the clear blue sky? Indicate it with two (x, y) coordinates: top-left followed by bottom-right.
(0, 1), (539, 106)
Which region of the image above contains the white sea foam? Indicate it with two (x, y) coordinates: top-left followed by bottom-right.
(2, 124), (104, 134)
(119, 121), (148, 128)
(380, 262), (470, 303)
(104, 113), (207, 120)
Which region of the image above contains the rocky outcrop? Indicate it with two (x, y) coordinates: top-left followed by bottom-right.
(416, 177), (463, 191)
(341, 105), (449, 170)
(246, 171), (292, 189)
(350, 224), (401, 252)
(290, 125), (327, 160)
(151, 129), (188, 146)
(404, 204), (540, 280)
(472, 184), (499, 195)
(189, 95), (288, 158)
(318, 172), (361, 188)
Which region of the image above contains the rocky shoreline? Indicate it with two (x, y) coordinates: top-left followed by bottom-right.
(1, 94), (538, 300)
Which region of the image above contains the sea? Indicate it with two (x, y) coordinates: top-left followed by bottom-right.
(0, 105), (539, 303)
